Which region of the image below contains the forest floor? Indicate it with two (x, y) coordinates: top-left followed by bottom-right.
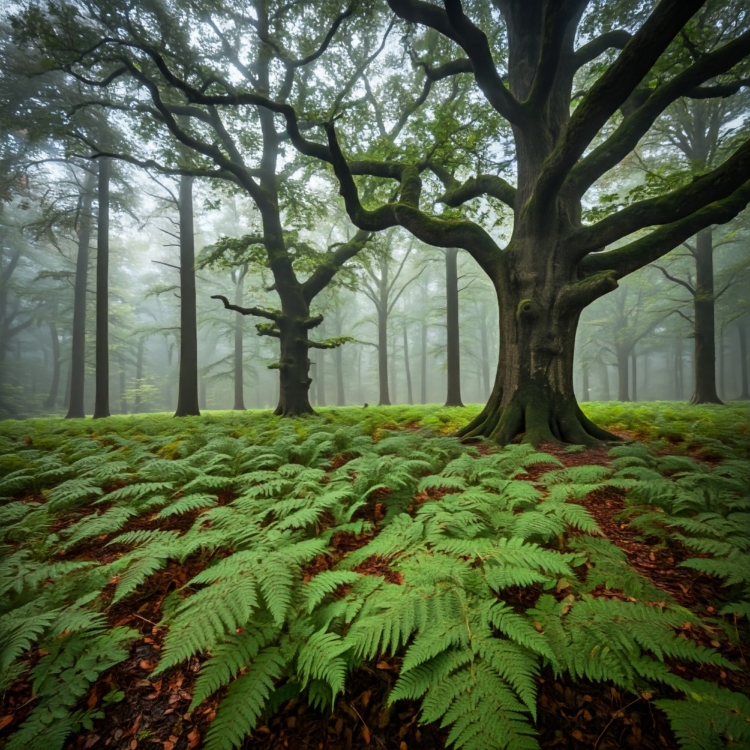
(1, 402), (749, 750)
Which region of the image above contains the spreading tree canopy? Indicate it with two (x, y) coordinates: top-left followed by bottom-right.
(11, 0), (750, 439)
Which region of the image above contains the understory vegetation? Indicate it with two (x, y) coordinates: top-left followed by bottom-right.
(1, 404), (749, 749)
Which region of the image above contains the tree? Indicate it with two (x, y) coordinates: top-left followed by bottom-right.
(93, 156), (110, 417)
(358, 232), (424, 405)
(174, 174), (201, 417)
(65, 165), (96, 419)
(444, 248), (463, 407)
(14, 0), (374, 416)
(288, 0), (750, 443)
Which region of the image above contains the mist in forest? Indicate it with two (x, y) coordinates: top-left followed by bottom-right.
(0, 0), (749, 423)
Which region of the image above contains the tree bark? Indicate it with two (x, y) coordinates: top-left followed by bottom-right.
(66, 167), (97, 419)
(403, 320), (413, 404)
(233, 266), (247, 410)
(600, 361), (610, 402)
(444, 248), (464, 407)
(690, 228), (722, 403)
(738, 318), (749, 400)
(174, 175), (201, 417)
(94, 157), (111, 418)
(631, 352), (637, 402)
(459, 279), (617, 446)
(44, 321), (61, 410)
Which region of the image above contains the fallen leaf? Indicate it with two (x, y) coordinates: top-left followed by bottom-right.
(139, 659), (157, 670)
(361, 725), (371, 744)
(0, 715), (14, 731)
(187, 729), (201, 750)
(86, 687), (98, 710)
(361, 689), (372, 708)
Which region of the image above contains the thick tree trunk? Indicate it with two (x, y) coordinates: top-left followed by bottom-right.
(690, 229), (722, 404)
(403, 320), (413, 405)
(738, 319), (749, 400)
(334, 314), (346, 406)
(44, 321), (61, 410)
(175, 175), (201, 417)
(233, 267), (246, 410)
(458, 279), (617, 446)
(274, 313), (315, 415)
(444, 248), (464, 407)
(66, 168), (96, 419)
(94, 157), (111, 419)
(377, 305), (390, 406)
(617, 346), (630, 401)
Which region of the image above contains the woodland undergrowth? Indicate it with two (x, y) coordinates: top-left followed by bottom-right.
(0, 404), (749, 750)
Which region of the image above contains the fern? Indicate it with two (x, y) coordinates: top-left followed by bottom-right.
(656, 680), (750, 749)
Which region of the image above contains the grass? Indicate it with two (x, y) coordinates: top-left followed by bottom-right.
(1, 402), (749, 750)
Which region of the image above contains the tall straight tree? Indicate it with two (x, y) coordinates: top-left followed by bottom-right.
(65, 165), (96, 419)
(174, 174), (200, 417)
(232, 263), (248, 411)
(444, 248), (464, 407)
(93, 156), (110, 418)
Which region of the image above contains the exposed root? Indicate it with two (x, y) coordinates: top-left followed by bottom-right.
(459, 385), (621, 447)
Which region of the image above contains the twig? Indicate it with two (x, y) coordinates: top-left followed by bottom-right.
(594, 697), (641, 749)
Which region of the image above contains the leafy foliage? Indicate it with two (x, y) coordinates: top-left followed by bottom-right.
(0, 406), (748, 749)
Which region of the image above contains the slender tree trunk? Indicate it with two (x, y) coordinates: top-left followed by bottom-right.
(66, 167), (96, 419)
(675, 338), (684, 400)
(316, 321), (327, 407)
(134, 336), (145, 413)
(581, 363), (590, 403)
(617, 346), (630, 401)
(119, 367), (127, 414)
(631, 352), (637, 402)
(356, 347), (363, 404)
(738, 319), (749, 400)
(479, 304), (491, 400)
(403, 320), (413, 405)
(444, 248), (464, 407)
(420, 321), (427, 404)
(233, 267), (246, 410)
(200, 380), (207, 410)
(600, 361), (610, 402)
(377, 304), (391, 406)
(94, 157), (111, 418)
(334, 313), (346, 406)
(175, 175), (201, 417)
(44, 321), (60, 410)
(718, 326), (725, 400)
(691, 228), (722, 404)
